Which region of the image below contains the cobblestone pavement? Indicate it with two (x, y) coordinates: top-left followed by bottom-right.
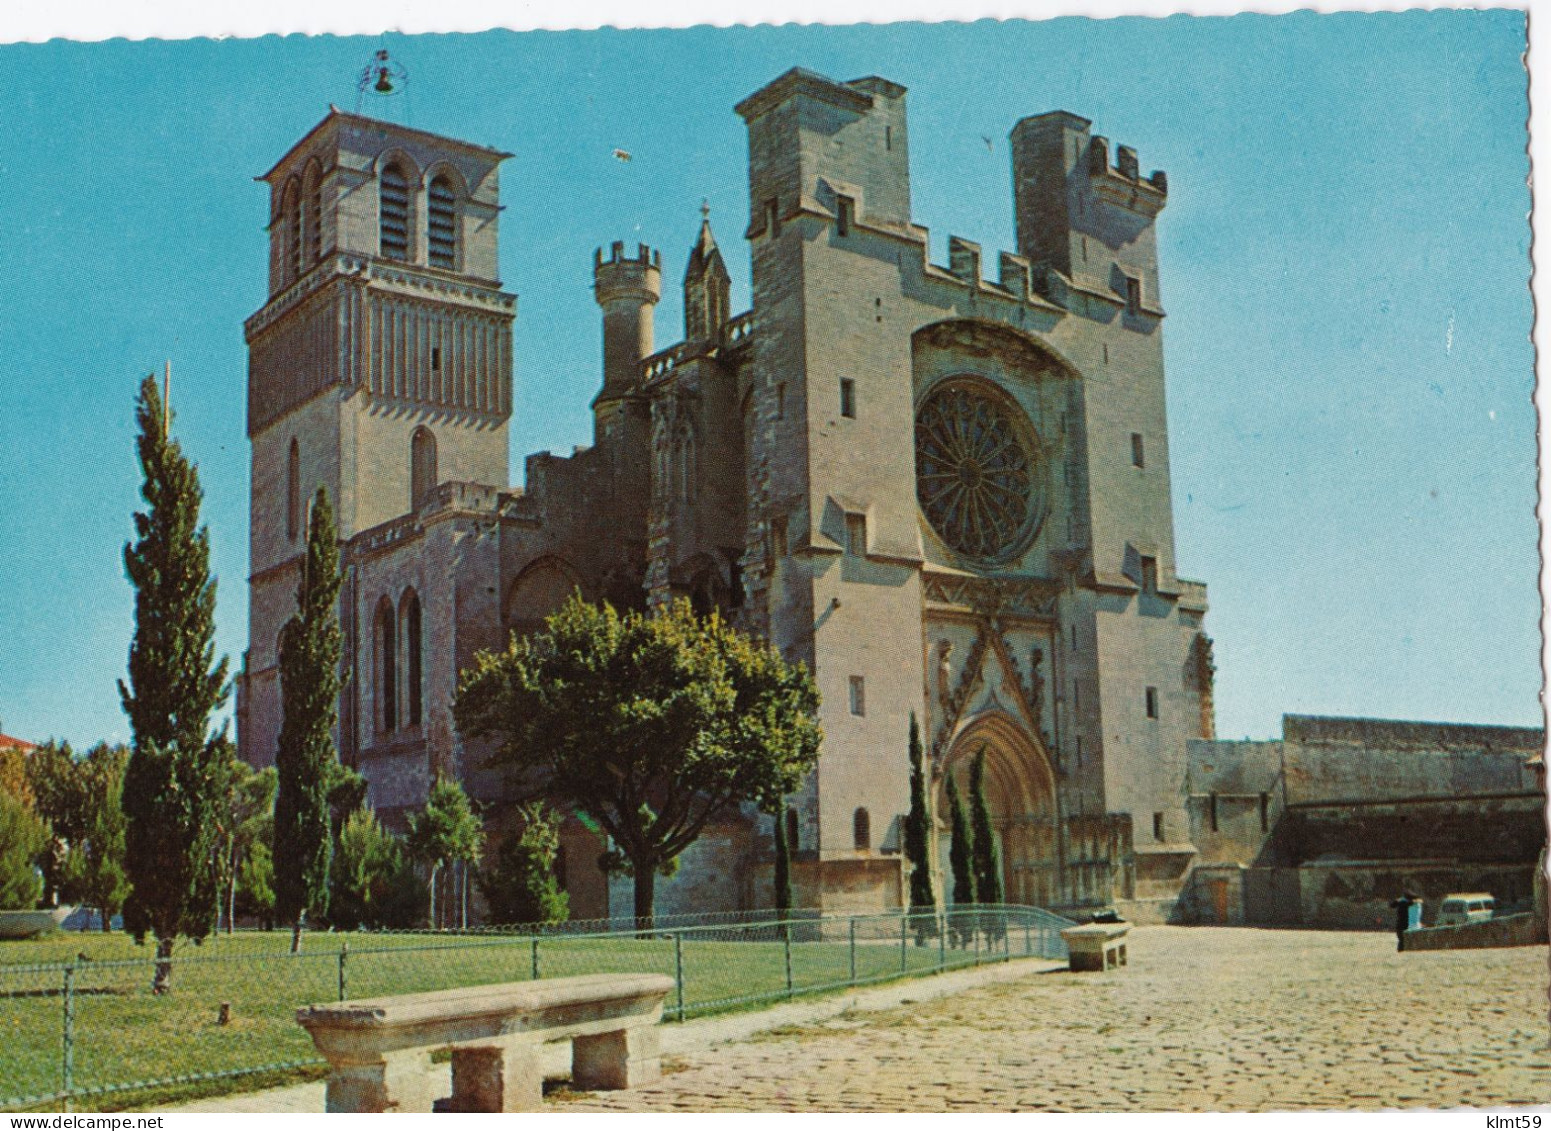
(562, 926), (1551, 1112)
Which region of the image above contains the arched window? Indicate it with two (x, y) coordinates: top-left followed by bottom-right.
(375, 599), (397, 734)
(302, 160), (322, 264)
(427, 175), (457, 269)
(785, 807), (800, 854)
(853, 807), (870, 852)
(401, 590), (422, 728)
(286, 438), (300, 541)
(380, 162), (410, 261)
(411, 427), (437, 511)
(504, 557), (581, 639)
(282, 178), (302, 284)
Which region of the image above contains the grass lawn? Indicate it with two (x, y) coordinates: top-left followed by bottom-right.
(1, 921), (1025, 1111)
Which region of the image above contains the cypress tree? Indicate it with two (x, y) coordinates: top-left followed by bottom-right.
(903, 714), (936, 942)
(946, 769), (976, 948)
(969, 749), (1004, 906)
(772, 802), (792, 918)
(119, 374), (230, 993)
(273, 488), (344, 953)
(969, 748), (1006, 945)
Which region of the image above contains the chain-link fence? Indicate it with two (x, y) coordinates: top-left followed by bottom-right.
(0, 903), (1072, 1111)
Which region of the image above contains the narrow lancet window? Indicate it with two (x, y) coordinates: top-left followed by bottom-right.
(403, 591), (423, 727)
(411, 427), (437, 511)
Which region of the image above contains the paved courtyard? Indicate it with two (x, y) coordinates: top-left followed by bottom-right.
(563, 926), (1550, 1112)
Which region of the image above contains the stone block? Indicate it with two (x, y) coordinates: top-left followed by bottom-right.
(573, 1023), (661, 1090)
(435, 1041), (545, 1112)
(323, 1048), (438, 1113)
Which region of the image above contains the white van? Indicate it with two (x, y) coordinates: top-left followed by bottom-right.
(1436, 893), (1495, 926)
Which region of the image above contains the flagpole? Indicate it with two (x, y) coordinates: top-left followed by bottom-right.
(162, 360), (171, 438)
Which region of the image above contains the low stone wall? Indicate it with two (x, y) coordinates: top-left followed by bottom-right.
(1402, 913), (1548, 951)
(1232, 861), (1538, 931)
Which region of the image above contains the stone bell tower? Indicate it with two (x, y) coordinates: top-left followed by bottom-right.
(238, 110), (515, 770)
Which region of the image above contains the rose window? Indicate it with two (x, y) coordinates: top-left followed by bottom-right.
(915, 380), (1044, 563)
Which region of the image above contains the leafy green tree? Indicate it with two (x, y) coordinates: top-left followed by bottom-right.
(478, 802), (569, 926)
(273, 488), (345, 953)
(969, 748), (1005, 944)
(237, 838), (276, 927)
(66, 744), (130, 932)
(331, 808), (424, 930)
(903, 714), (936, 941)
(25, 742), (129, 927)
(946, 769), (977, 948)
(456, 596), (822, 928)
(0, 792), (48, 910)
(119, 374), (231, 993)
(376, 852), (430, 928)
(0, 732), (32, 812)
(406, 776), (484, 930)
(213, 757), (276, 934)
(327, 763), (369, 839)
(24, 741), (80, 903)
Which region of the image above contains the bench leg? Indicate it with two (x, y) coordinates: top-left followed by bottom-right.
(439, 1042), (543, 1113)
(324, 1049), (438, 1113)
(1068, 948), (1102, 972)
(572, 1025), (661, 1091)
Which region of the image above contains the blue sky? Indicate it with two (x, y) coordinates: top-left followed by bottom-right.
(0, 11), (1536, 747)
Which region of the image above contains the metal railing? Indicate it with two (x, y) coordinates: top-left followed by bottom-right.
(0, 903), (1071, 1112)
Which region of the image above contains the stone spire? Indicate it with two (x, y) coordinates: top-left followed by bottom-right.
(683, 204), (730, 343)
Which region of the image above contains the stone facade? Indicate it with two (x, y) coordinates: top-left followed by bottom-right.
(237, 68), (1222, 920)
(1183, 716), (1546, 928)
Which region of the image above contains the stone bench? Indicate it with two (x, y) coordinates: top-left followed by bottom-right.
(296, 972), (675, 1112)
(1060, 922), (1130, 972)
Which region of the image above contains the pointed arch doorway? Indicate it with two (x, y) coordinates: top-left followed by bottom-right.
(936, 711), (1060, 908)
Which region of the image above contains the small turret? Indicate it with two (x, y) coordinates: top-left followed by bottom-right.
(1009, 111), (1167, 309)
(593, 241), (661, 419)
(683, 204), (730, 343)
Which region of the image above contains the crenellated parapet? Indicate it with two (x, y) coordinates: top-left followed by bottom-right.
(594, 241), (662, 305)
(1086, 136), (1168, 217)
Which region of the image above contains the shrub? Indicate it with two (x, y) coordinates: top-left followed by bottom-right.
(330, 809), (426, 931)
(478, 802), (569, 927)
(0, 792), (48, 911)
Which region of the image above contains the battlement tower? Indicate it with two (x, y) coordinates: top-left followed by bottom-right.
(1009, 111), (1168, 313)
(593, 241), (661, 434)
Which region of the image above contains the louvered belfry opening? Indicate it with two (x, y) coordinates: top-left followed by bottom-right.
(380, 163), (410, 261)
(428, 175), (457, 269)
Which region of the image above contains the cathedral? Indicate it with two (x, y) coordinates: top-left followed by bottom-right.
(236, 66), (1217, 921)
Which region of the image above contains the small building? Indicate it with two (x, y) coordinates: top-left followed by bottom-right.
(1184, 716), (1546, 929)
